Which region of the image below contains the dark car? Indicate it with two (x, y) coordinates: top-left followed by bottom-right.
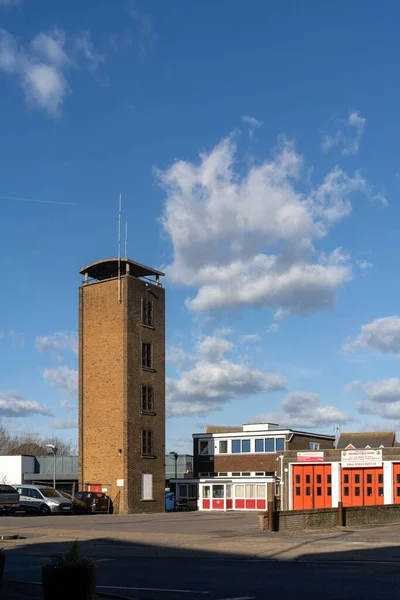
(75, 491), (113, 514)
(59, 490), (91, 513)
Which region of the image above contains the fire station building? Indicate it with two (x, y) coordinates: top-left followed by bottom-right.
(173, 426), (400, 513)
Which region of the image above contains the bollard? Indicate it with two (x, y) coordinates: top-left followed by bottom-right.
(338, 501), (344, 527)
(267, 500), (274, 531)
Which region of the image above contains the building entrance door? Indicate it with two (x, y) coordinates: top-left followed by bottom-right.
(293, 464), (332, 510)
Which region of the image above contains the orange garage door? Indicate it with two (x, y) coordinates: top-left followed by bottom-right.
(393, 464), (400, 504)
(293, 464), (332, 510)
(342, 467), (384, 507)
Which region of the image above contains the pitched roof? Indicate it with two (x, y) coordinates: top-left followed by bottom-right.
(205, 426), (243, 434)
(337, 432), (396, 449)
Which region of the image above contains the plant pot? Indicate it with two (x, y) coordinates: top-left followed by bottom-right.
(42, 565), (97, 600)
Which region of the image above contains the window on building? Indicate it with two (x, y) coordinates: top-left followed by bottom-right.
(180, 485), (197, 499)
(232, 440), (241, 454)
(245, 484), (255, 498)
(218, 472), (228, 477)
(309, 442), (320, 450)
(142, 299), (154, 326)
(296, 487), (301, 496)
(397, 487), (400, 497)
(295, 474), (301, 484)
(199, 472), (210, 477)
(219, 440), (228, 454)
(327, 474), (332, 484)
(354, 474), (360, 484)
(213, 485), (224, 499)
(344, 474), (349, 484)
(355, 487), (360, 496)
(367, 474), (372, 484)
(316, 487), (322, 496)
(142, 429), (153, 456)
(199, 440), (210, 455)
(226, 485), (232, 499)
(142, 386), (154, 413)
(397, 474), (400, 485)
(316, 474), (322, 484)
(276, 438), (285, 452)
(242, 439), (251, 453)
(141, 473), (153, 500)
(305, 487), (311, 496)
(232, 472), (241, 477)
(142, 342), (152, 369)
(378, 487), (384, 497)
(327, 487), (332, 496)
(344, 487), (349, 496)
(378, 474), (383, 484)
(265, 438), (275, 453)
(242, 472), (251, 476)
(255, 472), (264, 476)
(306, 474), (311, 484)
(367, 487), (373, 497)
(235, 485), (244, 497)
(256, 485), (266, 498)
(255, 439), (264, 452)
(202, 486), (210, 498)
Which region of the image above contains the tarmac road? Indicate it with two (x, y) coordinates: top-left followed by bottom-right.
(5, 553), (400, 600)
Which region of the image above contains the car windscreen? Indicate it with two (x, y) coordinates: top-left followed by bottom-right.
(0, 485), (16, 493)
(40, 488), (62, 498)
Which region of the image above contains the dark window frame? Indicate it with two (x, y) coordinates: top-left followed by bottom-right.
(142, 342), (153, 369)
(141, 298), (154, 327)
(142, 385), (154, 413)
(142, 429), (154, 456)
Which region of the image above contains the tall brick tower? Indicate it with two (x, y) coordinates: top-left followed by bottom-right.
(78, 258), (165, 513)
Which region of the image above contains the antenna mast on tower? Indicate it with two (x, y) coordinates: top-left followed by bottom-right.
(118, 194), (122, 303)
(125, 221), (128, 259)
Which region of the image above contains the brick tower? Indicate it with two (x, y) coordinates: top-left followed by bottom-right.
(78, 258), (165, 513)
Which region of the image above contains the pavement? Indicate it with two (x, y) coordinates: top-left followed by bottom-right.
(2, 512), (400, 598)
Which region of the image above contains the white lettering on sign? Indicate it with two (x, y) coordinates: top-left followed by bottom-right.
(297, 452), (324, 462)
(102, 488), (108, 493)
(117, 479), (124, 487)
(341, 449), (382, 468)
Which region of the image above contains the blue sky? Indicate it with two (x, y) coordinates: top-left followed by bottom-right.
(2, 0), (400, 454)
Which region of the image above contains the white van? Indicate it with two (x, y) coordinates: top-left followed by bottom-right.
(13, 484), (73, 515)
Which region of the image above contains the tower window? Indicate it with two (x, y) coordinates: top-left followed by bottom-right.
(142, 299), (154, 326)
(142, 429), (154, 456)
(142, 343), (152, 369)
(142, 386), (154, 413)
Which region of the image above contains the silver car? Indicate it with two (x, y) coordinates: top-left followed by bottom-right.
(14, 484), (73, 515)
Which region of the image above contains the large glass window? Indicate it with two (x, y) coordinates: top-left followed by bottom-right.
(232, 440), (241, 454)
(199, 440), (210, 455)
(242, 439), (251, 453)
(142, 299), (154, 326)
(256, 485), (266, 498)
(226, 485), (232, 499)
(142, 429), (153, 456)
(142, 385), (154, 413)
(235, 485), (244, 498)
(202, 486), (210, 498)
(255, 439), (264, 452)
(213, 485), (224, 499)
(219, 440), (228, 453)
(265, 438), (275, 452)
(141, 342), (152, 369)
(276, 438), (285, 451)
(245, 484), (255, 498)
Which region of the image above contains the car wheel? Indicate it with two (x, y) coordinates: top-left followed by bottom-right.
(40, 504), (51, 516)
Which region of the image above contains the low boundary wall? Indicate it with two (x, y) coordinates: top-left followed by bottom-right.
(258, 503), (400, 532)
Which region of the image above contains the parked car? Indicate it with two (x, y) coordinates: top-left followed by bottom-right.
(13, 485), (73, 515)
(59, 490), (91, 513)
(0, 484), (19, 514)
(74, 491), (113, 514)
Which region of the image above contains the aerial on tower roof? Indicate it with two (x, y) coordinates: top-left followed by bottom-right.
(79, 258), (165, 281)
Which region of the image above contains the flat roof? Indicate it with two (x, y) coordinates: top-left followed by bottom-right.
(79, 258), (165, 281)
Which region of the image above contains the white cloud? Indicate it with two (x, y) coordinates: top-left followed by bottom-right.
(257, 391), (353, 429)
(60, 399), (75, 411)
(0, 28), (102, 116)
(356, 259), (373, 272)
(322, 110), (366, 156)
(344, 316), (400, 356)
(242, 115), (263, 139)
(346, 377), (400, 420)
(167, 345), (194, 368)
(266, 324), (279, 333)
(240, 333), (261, 343)
(167, 357), (287, 418)
(43, 366), (78, 397)
(48, 418), (77, 430)
(0, 391), (52, 417)
(158, 133), (378, 317)
(196, 336), (235, 360)
(36, 331), (78, 356)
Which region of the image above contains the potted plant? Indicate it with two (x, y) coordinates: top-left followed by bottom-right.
(42, 540), (96, 600)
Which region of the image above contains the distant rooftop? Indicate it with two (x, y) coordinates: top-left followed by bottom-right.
(79, 258), (165, 282)
(337, 431), (397, 449)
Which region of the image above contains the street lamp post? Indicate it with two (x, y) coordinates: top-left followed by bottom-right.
(169, 451), (178, 481)
(46, 444), (58, 489)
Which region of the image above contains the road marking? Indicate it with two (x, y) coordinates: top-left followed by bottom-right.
(92, 558), (115, 563)
(98, 586), (209, 594)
